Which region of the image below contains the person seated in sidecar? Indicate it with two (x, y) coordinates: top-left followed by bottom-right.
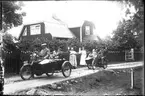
(51, 47), (63, 59)
(91, 49), (100, 67)
(86, 49), (97, 60)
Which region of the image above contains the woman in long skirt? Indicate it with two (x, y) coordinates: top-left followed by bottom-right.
(69, 47), (77, 69)
(79, 47), (87, 66)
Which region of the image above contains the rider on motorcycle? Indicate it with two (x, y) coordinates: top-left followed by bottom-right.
(38, 43), (50, 59)
(92, 48), (100, 68)
(92, 47), (108, 68)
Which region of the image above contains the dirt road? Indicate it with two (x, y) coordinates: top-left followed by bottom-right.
(4, 61), (143, 94)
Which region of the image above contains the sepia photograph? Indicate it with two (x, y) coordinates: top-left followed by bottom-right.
(0, 0), (144, 95)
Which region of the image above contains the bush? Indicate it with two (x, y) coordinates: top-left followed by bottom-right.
(17, 36), (126, 53)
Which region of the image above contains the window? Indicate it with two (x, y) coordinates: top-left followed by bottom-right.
(23, 27), (27, 36)
(30, 24), (41, 35)
(85, 26), (90, 35)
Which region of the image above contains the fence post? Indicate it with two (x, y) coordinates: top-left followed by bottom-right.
(125, 48), (135, 89)
(130, 48), (134, 89)
(130, 68), (134, 89)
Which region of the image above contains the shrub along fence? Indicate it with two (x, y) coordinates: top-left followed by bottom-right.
(4, 49), (143, 74)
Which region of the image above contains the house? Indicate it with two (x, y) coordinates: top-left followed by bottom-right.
(18, 21), (76, 41)
(18, 20), (99, 42)
(69, 20), (98, 42)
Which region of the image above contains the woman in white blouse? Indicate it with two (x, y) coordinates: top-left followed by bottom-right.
(69, 47), (77, 69)
(79, 47), (87, 66)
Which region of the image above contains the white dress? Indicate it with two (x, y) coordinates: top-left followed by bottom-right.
(69, 50), (77, 67)
(80, 50), (87, 65)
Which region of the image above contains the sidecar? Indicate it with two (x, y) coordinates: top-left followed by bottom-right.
(85, 57), (94, 69)
(20, 57), (72, 80)
(85, 56), (108, 70)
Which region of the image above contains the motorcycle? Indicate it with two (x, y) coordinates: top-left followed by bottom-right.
(19, 52), (72, 80)
(85, 55), (108, 69)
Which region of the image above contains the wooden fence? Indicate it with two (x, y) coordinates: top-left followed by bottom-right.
(4, 49), (143, 74)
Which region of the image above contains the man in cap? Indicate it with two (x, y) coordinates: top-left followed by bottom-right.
(38, 43), (50, 59)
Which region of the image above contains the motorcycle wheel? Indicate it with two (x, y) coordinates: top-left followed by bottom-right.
(20, 65), (33, 80)
(61, 61), (72, 77)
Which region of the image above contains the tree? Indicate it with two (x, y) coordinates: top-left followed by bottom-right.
(0, 2), (25, 91)
(67, 38), (81, 51)
(3, 33), (14, 44)
(112, 0), (144, 50)
(1, 1), (26, 31)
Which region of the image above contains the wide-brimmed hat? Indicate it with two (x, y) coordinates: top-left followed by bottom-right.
(41, 43), (47, 46)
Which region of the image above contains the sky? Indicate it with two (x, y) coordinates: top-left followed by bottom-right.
(8, 1), (134, 39)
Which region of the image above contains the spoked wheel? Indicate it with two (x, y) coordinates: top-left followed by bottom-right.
(86, 58), (93, 69)
(46, 69), (54, 77)
(87, 63), (93, 69)
(61, 61), (72, 77)
(20, 65), (33, 80)
(92, 64), (96, 70)
(91, 59), (97, 70)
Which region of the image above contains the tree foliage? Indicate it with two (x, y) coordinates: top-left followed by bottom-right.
(1, 1), (26, 31)
(112, 0), (144, 50)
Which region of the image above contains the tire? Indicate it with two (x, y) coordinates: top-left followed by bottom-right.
(46, 70), (54, 77)
(20, 65), (33, 80)
(87, 63), (92, 69)
(91, 59), (96, 70)
(61, 61), (72, 77)
(86, 58), (93, 69)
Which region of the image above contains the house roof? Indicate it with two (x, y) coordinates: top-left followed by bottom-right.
(68, 20), (96, 29)
(18, 21), (75, 40)
(44, 22), (75, 38)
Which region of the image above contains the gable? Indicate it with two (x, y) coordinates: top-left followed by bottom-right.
(69, 27), (80, 39)
(44, 22), (75, 38)
(18, 22), (75, 40)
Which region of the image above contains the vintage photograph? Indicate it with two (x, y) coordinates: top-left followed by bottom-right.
(0, 0), (144, 95)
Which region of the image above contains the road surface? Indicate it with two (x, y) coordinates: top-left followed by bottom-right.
(4, 61), (143, 94)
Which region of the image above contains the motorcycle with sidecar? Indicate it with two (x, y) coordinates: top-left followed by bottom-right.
(20, 52), (72, 80)
(85, 55), (108, 69)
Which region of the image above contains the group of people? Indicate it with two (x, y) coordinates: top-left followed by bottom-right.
(88, 47), (108, 67)
(69, 47), (88, 69)
(33, 43), (107, 69)
(33, 43), (62, 60)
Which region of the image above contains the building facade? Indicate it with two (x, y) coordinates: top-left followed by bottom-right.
(18, 20), (98, 42)
(69, 20), (97, 42)
(18, 22), (75, 41)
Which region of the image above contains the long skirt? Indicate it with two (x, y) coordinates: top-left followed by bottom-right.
(69, 54), (77, 68)
(80, 53), (87, 65)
